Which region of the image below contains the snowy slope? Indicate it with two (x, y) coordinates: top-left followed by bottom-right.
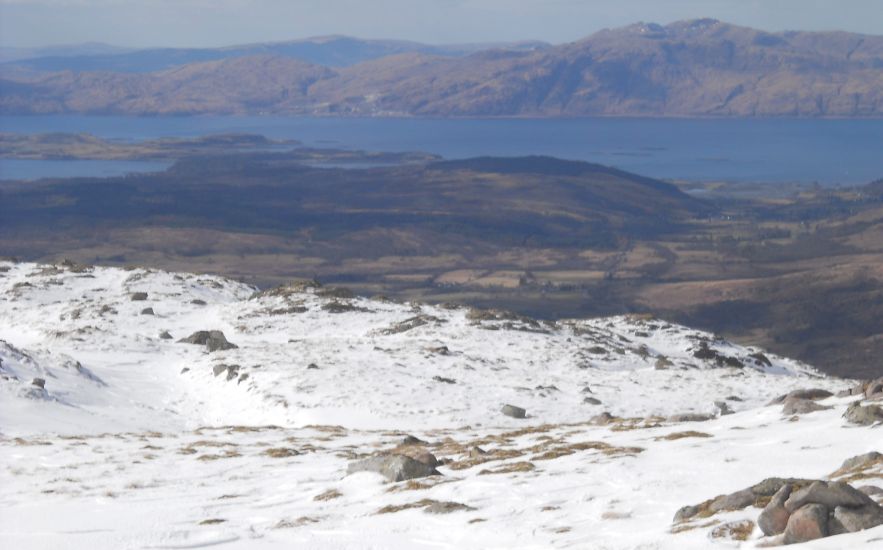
(0, 260), (880, 549)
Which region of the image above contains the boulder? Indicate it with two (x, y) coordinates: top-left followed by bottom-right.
(141, 307), (155, 316)
(709, 489), (755, 513)
(838, 452), (882, 473)
(769, 388), (833, 405)
(583, 397), (602, 405)
(843, 402), (883, 426)
(31, 377), (45, 389)
(129, 292), (148, 301)
(346, 454), (440, 482)
(401, 435), (426, 446)
(713, 400), (734, 416)
(177, 330), (238, 352)
(832, 503), (883, 533)
(759, 484), (793, 536)
(785, 481), (872, 512)
(782, 397), (830, 415)
(783, 503), (828, 544)
(501, 404), (526, 419)
(159, 331), (173, 340)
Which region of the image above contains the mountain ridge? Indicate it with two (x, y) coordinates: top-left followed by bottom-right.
(1, 19), (881, 117)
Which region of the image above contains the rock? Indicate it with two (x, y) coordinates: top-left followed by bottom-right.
(501, 404), (526, 419)
(212, 364), (228, 377)
(782, 397), (830, 415)
(713, 400), (734, 416)
(710, 519), (755, 541)
(432, 375), (456, 384)
(832, 503), (883, 532)
(424, 501), (474, 514)
(180, 367), (190, 374)
(346, 454), (440, 482)
(306, 363), (319, 370)
(31, 377), (45, 389)
(225, 366), (240, 381)
(668, 413), (714, 422)
(159, 331), (173, 340)
(583, 397), (602, 405)
(191, 299), (207, 306)
(769, 388), (833, 405)
(759, 484), (793, 536)
(673, 505), (700, 523)
(392, 445), (438, 468)
(838, 452), (882, 473)
(865, 378), (883, 399)
(130, 292), (148, 301)
(177, 330), (237, 352)
(469, 446), (487, 458)
(858, 485), (883, 497)
(709, 488), (755, 513)
(783, 503), (828, 544)
(590, 412), (616, 425)
(843, 402), (883, 426)
(140, 307), (154, 315)
(785, 481), (872, 512)
(401, 435), (426, 446)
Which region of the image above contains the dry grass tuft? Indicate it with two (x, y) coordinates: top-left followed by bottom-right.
(314, 489), (343, 501)
(263, 447), (300, 458)
(478, 461), (536, 475)
(655, 431), (713, 441)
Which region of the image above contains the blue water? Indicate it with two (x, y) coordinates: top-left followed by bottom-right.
(1, 115), (881, 183)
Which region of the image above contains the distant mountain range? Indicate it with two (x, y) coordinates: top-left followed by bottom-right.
(1, 19), (881, 117)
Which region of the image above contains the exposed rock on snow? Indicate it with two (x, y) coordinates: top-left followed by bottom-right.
(177, 330), (238, 352)
(347, 454), (441, 482)
(501, 404), (527, 419)
(843, 402), (883, 426)
(2, 261), (881, 550)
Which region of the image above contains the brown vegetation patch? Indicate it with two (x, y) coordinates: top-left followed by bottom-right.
(655, 431), (714, 441)
(314, 489), (343, 501)
(478, 461), (536, 475)
(263, 447), (300, 458)
(376, 499), (437, 514)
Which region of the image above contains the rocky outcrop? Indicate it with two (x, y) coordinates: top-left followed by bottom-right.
(177, 330), (238, 352)
(683, 478), (883, 545)
(843, 402), (883, 426)
(501, 404), (526, 419)
(347, 454), (440, 482)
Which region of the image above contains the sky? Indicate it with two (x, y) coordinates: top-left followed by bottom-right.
(1, 0), (882, 49)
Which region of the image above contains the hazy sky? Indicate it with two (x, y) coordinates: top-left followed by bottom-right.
(1, 0), (882, 49)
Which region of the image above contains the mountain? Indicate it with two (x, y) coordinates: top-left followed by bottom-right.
(2, 36), (551, 73)
(0, 42), (133, 64)
(1, 19), (882, 117)
(1, 259), (882, 549)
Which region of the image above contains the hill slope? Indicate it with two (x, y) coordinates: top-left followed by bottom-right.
(2, 260), (882, 549)
(2, 19), (882, 116)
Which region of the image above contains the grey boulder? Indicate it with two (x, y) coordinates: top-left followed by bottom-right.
(501, 404), (526, 419)
(178, 330), (238, 352)
(784, 503), (828, 544)
(347, 454), (440, 482)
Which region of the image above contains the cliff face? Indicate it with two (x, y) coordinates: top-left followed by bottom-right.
(2, 19), (883, 117)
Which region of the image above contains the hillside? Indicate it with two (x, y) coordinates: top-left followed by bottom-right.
(2, 260), (883, 549)
(2, 19), (882, 116)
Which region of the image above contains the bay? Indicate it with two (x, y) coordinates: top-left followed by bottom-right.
(1, 115), (881, 184)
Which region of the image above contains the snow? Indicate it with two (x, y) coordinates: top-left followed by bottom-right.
(0, 260), (881, 549)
